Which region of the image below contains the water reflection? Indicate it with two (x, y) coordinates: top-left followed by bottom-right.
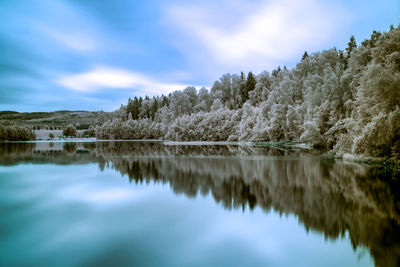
(0, 141), (399, 267)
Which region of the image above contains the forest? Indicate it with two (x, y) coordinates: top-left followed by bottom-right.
(95, 26), (400, 159)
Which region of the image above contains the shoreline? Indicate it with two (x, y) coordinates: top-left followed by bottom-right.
(2, 139), (398, 166)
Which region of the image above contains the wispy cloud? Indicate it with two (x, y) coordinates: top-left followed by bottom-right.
(40, 27), (98, 52)
(31, 1), (103, 53)
(164, 0), (351, 72)
(2, 0), (395, 111)
(57, 66), (193, 96)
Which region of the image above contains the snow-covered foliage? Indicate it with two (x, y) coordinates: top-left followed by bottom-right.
(97, 26), (400, 158)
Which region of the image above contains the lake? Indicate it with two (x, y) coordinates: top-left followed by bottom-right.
(0, 141), (399, 267)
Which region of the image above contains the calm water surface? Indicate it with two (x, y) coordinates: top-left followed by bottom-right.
(0, 141), (399, 267)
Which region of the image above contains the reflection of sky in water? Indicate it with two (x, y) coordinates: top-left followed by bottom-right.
(0, 163), (373, 267)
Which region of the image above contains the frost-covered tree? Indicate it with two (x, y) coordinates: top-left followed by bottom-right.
(169, 90), (193, 117)
(194, 87), (212, 112)
(249, 71), (272, 106)
(96, 25), (400, 158)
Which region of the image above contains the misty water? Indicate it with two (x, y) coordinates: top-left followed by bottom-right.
(0, 142), (399, 267)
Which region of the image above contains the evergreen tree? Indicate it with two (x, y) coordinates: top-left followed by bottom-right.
(339, 49), (347, 69)
(127, 96), (142, 120)
(238, 71), (247, 106)
(272, 66), (281, 77)
(301, 51), (309, 61)
(240, 72), (256, 105)
(161, 95), (169, 107)
(245, 72), (256, 100)
(151, 99), (158, 119)
(240, 71), (245, 81)
(346, 35), (357, 56)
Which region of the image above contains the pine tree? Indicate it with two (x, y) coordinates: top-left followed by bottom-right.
(272, 66), (281, 77)
(162, 95), (169, 107)
(151, 99), (158, 119)
(346, 35), (357, 56)
(339, 49), (347, 69)
(240, 72), (256, 105)
(301, 51), (309, 61)
(245, 72), (256, 97)
(239, 71), (247, 107)
(127, 98), (134, 119)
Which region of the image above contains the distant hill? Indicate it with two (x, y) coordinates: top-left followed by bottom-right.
(0, 110), (104, 129)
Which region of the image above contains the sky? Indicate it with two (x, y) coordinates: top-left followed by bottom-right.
(0, 0), (399, 112)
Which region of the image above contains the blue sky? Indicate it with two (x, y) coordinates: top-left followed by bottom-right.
(0, 0), (399, 112)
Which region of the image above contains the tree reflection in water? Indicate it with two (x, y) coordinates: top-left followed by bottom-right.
(0, 141), (399, 267)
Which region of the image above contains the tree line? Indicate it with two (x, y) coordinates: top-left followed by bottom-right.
(0, 121), (36, 141)
(95, 25), (399, 158)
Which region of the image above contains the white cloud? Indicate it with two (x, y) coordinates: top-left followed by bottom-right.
(164, 0), (351, 72)
(57, 66), (193, 95)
